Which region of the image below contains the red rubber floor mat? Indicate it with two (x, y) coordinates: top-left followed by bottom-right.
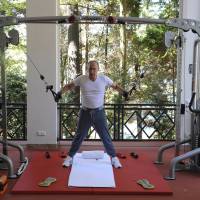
(12, 151), (172, 195)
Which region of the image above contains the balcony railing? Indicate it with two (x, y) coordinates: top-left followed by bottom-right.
(0, 103), (27, 140)
(0, 103), (176, 141)
(58, 103), (176, 141)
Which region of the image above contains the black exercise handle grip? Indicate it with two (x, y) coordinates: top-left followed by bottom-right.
(189, 92), (200, 113)
(46, 85), (61, 103)
(189, 92), (195, 112)
(122, 91), (129, 101)
(46, 85), (53, 92)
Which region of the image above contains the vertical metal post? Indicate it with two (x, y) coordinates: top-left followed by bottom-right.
(175, 33), (183, 156)
(0, 27), (8, 155)
(23, 103), (26, 140)
(121, 104), (124, 140)
(175, 0), (184, 156)
(113, 104), (116, 140)
(59, 104), (62, 140)
(117, 104), (120, 140)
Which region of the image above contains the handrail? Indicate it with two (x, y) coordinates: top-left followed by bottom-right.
(189, 92), (200, 113)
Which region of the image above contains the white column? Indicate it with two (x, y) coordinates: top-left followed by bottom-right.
(180, 0), (200, 140)
(26, 0), (59, 144)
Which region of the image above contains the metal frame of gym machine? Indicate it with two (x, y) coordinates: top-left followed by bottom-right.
(155, 30), (200, 180)
(0, 15), (200, 179)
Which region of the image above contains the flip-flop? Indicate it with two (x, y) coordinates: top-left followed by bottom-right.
(137, 179), (155, 189)
(38, 177), (56, 187)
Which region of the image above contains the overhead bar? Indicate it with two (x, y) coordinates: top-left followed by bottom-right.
(0, 15), (200, 36)
(17, 15), (166, 25)
(0, 15), (166, 27)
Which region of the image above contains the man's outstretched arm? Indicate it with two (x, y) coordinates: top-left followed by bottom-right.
(111, 83), (129, 100)
(60, 82), (76, 94)
(55, 82), (75, 102)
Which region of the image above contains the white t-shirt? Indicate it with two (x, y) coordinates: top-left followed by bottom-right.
(73, 75), (113, 108)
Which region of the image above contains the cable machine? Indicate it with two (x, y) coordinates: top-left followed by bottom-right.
(1, 15), (200, 179)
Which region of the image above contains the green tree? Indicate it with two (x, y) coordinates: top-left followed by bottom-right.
(0, 0), (26, 102)
(58, 0), (177, 140)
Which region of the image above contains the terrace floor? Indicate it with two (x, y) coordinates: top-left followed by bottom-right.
(1, 141), (200, 200)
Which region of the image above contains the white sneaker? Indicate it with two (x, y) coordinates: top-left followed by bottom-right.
(111, 156), (122, 168)
(62, 156), (73, 167)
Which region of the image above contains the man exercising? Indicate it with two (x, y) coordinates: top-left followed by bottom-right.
(59, 60), (128, 168)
